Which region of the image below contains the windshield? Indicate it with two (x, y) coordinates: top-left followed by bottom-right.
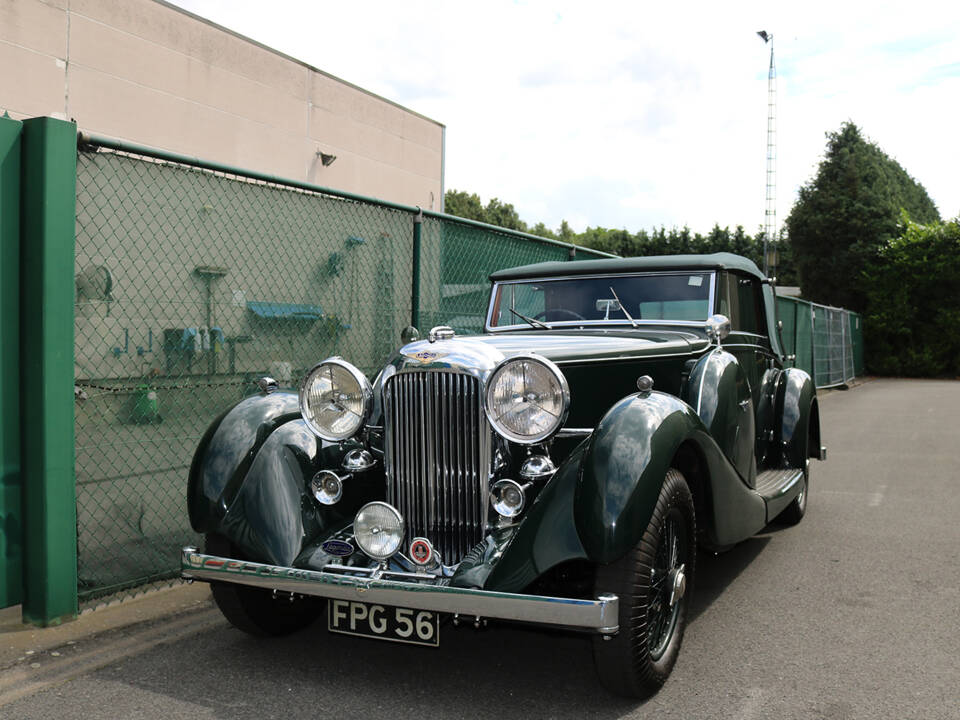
(488, 272), (714, 329)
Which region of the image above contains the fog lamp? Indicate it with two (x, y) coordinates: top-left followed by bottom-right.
(311, 470), (343, 506)
(491, 479), (526, 518)
(354, 502), (404, 560)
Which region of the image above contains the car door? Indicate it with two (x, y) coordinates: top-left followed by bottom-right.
(716, 271), (783, 480)
(720, 271), (784, 470)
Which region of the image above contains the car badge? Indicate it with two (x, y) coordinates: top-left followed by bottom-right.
(321, 539), (354, 558)
(409, 537), (434, 565)
(410, 350), (443, 364)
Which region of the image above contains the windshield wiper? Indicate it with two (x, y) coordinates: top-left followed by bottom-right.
(509, 307), (550, 329)
(608, 286), (639, 328)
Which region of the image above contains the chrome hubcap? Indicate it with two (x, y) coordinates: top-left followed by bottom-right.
(668, 564), (686, 607)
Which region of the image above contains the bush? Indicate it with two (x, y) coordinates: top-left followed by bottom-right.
(862, 214), (960, 377)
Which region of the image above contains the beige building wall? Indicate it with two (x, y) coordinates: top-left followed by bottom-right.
(0, 0), (445, 210)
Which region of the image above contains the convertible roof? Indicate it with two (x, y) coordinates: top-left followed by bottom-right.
(489, 252), (766, 282)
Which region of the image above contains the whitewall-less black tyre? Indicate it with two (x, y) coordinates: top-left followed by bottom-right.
(592, 468), (696, 698)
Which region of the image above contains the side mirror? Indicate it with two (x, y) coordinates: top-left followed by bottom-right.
(705, 314), (731, 344)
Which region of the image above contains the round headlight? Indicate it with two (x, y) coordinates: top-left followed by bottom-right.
(484, 354), (569, 444)
(299, 358), (373, 441)
(353, 502), (405, 560)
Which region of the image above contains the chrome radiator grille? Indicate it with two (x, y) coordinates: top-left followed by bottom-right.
(383, 371), (490, 565)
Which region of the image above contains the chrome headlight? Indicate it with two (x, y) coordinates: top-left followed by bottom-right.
(484, 354), (569, 444)
(354, 502), (404, 560)
(299, 358), (373, 441)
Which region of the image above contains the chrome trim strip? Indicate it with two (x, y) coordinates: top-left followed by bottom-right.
(556, 427), (593, 438)
(487, 319), (714, 333)
(552, 349), (709, 366)
(182, 548), (619, 635)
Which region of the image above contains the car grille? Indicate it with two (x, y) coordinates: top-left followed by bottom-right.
(383, 370), (491, 565)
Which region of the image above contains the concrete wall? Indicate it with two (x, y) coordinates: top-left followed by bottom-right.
(0, 0), (444, 209)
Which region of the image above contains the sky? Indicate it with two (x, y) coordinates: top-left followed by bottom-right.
(168, 0), (960, 235)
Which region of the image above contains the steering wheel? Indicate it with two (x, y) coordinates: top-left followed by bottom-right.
(535, 308), (587, 322)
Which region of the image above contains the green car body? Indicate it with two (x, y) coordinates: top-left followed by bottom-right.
(183, 252), (823, 697)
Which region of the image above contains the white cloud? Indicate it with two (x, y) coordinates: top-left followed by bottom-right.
(169, 0), (960, 231)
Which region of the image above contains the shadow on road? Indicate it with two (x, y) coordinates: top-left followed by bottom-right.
(689, 535), (771, 624)
(82, 538), (775, 719)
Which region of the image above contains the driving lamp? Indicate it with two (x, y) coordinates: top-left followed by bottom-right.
(311, 470), (343, 506)
(353, 502), (405, 560)
(299, 358), (373, 441)
(484, 354), (569, 444)
(491, 479), (526, 518)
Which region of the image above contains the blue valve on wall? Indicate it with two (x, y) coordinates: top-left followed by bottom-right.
(113, 329), (154, 357)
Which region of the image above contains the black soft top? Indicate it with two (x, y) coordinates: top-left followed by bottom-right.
(489, 252), (765, 283)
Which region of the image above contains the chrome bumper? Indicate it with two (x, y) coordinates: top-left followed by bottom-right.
(181, 547), (619, 635)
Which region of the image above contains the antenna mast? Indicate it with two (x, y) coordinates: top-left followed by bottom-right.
(757, 30), (777, 278)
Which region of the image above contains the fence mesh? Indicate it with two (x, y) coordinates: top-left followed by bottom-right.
(777, 296), (859, 387)
(73, 144), (605, 605)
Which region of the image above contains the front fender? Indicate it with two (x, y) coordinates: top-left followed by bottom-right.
(575, 391), (705, 564)
(187, 391), (301, 533)
(188, 391), (380, 565)
(463, 442), (590, 593)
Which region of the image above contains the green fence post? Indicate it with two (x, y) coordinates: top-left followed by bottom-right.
(0, 114), (23, 609)
(411, 207), (422, 330)
(19, 117), (78, 625)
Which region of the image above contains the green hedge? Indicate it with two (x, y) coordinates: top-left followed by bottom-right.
(862, 214), (960, 377)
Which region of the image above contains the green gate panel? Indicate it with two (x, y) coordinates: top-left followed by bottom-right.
(19, 117), (78, 625)
(794, 300), (814, 378)
(850, 313), (864, 376)
(0, 115), (23, 609)
(776, 296), (797, 360)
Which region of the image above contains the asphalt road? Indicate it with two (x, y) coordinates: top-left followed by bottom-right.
(4, 378), (959, 719)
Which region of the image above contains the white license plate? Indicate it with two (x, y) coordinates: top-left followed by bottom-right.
(327, 600), (439, 647)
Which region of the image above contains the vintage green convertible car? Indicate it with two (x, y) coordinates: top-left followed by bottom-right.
(182, 252), (825, 698)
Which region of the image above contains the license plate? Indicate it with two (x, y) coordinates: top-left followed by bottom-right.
(327, 600), (439, 647)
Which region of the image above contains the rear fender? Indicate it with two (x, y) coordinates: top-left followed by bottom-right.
(683, 349), (755, 482)
(780, 368), (816, 466)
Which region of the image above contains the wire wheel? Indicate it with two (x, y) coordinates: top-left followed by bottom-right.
(593, 468), (696, 698)
(648, 509), (688, 660)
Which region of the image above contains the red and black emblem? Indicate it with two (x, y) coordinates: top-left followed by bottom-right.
(409, 537), (433, 565)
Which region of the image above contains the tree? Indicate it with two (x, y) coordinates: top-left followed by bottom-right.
(785, 122), (939, 311)
(483, 198), (527, 232)
(444, 190), (528, 232)
(444, 190), (486, 223)
(862, 214), (960, 377)
(443, 189), (798, 281)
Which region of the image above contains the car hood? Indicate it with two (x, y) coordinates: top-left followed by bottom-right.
(385, 328), (710, 377)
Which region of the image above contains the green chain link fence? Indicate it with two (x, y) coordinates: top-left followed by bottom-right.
(777, 296), (863, 387)
(73, 137), (611, 606)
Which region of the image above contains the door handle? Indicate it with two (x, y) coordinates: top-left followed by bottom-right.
(738, 399), (751, 412)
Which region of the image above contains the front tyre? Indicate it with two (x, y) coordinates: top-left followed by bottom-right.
(206, 533), (324, 637)
(592, 468), (696, 698)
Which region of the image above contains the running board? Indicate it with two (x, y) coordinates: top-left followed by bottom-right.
(755, 466), (805, 522)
